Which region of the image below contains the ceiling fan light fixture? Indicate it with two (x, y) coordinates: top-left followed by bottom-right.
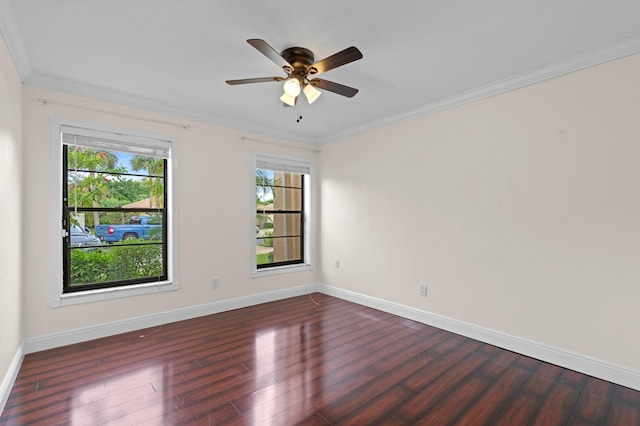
(227, 39), (363, 107)
(280, 92), (297, 106)
(283, 77), (301, 97)
(303, 83), (321, 104)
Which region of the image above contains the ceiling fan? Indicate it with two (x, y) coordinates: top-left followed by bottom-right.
(226, 39), (363, 106)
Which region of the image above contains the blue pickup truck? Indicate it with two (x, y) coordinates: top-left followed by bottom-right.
(95, 215), (162, 243)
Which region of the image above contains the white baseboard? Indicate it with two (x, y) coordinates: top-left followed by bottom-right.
(23, 284), (318, 354)
(319, 284), (640, 391)
(0, 344), (24, 415)
(16, 282), (640, 393)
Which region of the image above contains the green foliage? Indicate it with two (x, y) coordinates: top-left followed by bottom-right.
(256, 169), (273, 192)
(102, 179), (149, 208)
(262, 222), (274, 229)
(68, 146), (118, 171)
(69, 249), (112, 284)
(96, 211), (128, 225)
(256, 169), (280, 204)
(67, 146), (125, 209)
(70, 241), (163, 286)
(108, 242), (163, 280)
(261, 231), (274, 247)
(131, 155), (164, 208)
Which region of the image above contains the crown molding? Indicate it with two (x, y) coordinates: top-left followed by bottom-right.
(26, 72), (318, 144)
(318, 34), (640, 144)
(0, 0), (31, 79)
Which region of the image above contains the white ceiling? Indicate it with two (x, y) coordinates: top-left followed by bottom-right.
(2, 0), (640, 144)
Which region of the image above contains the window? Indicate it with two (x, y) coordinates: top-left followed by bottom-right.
(255, 154), (311, 272)
(54, 122), (176, 303)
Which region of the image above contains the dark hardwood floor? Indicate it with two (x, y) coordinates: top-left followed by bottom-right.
(2, 293), (639, 425)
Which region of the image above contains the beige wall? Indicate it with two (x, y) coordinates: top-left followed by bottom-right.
(21, 85), (317, 337)
(0, 34), (23, 383)
(319, 53), (640, 370)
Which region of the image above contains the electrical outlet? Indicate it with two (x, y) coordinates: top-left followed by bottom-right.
(335, 260), (340, 269)
(419, 283), (427, 297)
(211, 277), (220, 289)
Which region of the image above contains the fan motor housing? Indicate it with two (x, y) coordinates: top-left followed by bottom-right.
(281, 47), (315, 73)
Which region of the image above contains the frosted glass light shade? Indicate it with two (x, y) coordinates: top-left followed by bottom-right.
(303, 84), (321, 104)
(280, 92), (297, 106)
(283, 78), (301, 97)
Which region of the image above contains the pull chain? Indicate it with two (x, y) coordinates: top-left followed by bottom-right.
(296, 104), (303, 123)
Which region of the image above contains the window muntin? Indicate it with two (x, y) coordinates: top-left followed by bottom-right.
(256, 169), (305, 268)
(62, 133), (169, 293)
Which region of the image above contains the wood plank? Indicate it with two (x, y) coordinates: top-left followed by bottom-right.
(531, 381), (582, 426)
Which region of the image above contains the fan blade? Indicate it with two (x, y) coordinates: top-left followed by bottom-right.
(226, 77), (284, 85)
(308, 46), (363, 75)
(310, 79), (359, 98)
(247, 39), (293, 72)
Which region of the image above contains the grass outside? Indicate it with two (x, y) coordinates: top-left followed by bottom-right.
(256, 252), (273, 265)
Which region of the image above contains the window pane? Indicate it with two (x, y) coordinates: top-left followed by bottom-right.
(274, 171), (302, 189)
(69, 211), (163, 243)
(256, 213), (301, 238)
(67, 209), (165, 287)
(257, 169), (302, 187)
(67, 146), (164, 209)
(271, 186), (302, 210)
(67, 146), (164, 177)
(256, 244), (273, 266)
(68, 243), (164, 287)
(256, 170), (302, 200)
(256, 237), (302, 266)
(68, 172), (164, 209)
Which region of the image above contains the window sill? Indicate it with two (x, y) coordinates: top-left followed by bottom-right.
(51, 281), (179, 307)
(252, 263), (313, 278)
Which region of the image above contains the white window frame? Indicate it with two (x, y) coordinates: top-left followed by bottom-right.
(252, 152), (314, 277)
(50, 118), (179, 307)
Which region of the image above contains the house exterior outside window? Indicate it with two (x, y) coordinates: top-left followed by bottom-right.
(254, 154), (312, 274)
